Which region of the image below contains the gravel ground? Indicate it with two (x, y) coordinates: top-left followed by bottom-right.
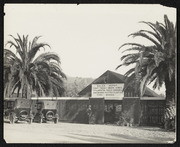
(4, 121), (176, 143)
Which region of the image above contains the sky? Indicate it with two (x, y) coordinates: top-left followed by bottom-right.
(4, 4), (176, 94)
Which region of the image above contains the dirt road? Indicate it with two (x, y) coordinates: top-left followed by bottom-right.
(4, 122), (175, 143)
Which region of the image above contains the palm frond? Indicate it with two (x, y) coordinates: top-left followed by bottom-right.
(129, 32), (163, 51)
(139, 21), (162, 41)
(50, 72), (64, 84)
(119, 43), (145, 50)
(122, 46), (143, 53)
(121, 53), (140, 61)
(124, 67), (135, 77)
(49, 63), (67, 79)
(31, 36), (42, 49)
(4, 49), (22, 64)
(8, 35), (24, 61)
(28, 43), (50, 62)
(138, 29), (162, 44)
(33, 52), (60, 64)
(148, 73), (157, 85)
(116, 64), (123, 70)
(155, 22), (166, 40)
(164, 15), (172, 33)
(35, 61), (51, 73)
(17, 34), (27, 57)
(6, 40), (18, 49)
(122, 54), (139, 65)
(152, 76), (160, 89)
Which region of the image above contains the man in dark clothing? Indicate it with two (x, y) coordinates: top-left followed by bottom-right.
(110, 106), (115, 123)
(87, 105), (92, 124)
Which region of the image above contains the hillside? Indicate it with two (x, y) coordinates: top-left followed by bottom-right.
(63, 76), (94, 97)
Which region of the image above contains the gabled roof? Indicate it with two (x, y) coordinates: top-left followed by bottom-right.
(78, 70), (159, 97)
(144, 87), (160, 97)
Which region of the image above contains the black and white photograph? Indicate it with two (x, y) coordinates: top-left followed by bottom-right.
(3, 4), (176, 143)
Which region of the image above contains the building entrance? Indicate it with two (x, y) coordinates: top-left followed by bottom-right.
(89, 98), (104, 124)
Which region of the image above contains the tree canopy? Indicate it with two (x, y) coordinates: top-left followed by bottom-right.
(4, 34), (66, 98)
(117, 15), (176, 99)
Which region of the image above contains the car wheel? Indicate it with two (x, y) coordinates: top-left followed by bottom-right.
(15, 119), (18, 123)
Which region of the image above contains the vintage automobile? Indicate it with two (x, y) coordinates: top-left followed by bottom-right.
(33, 100), (59, 123)
(4, 98), (33, 124)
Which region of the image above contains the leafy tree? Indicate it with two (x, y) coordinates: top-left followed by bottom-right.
(4, 34), (66, 98)
(117, 15), (176, 130)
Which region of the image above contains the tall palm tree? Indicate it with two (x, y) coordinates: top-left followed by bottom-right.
(4, 34), (66, 98)
(117, 15), (176, 130)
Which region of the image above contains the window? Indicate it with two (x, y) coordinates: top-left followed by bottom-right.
(126, 92), (129, 97)
(104, 105), (108, 111)
(37, 103), (42, 110)
(116, 105), (122, 112)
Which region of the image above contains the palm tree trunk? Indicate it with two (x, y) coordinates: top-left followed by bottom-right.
(164, 76), (175, 130)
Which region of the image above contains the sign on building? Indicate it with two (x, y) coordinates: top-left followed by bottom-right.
(91, 84), (124, 98)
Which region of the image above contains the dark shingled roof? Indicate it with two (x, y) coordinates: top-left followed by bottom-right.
(78, 70), (159, 97)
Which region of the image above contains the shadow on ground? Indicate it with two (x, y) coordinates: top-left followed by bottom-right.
(62, 133), (159, 143)
(110, 133), (166, 143)
(132, 126), (167, 132)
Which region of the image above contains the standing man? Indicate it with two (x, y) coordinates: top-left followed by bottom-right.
(87, 105), (92, 124)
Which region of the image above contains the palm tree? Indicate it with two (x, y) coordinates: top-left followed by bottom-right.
(117, 15), (176, 130)
(4, 34), (66, 98)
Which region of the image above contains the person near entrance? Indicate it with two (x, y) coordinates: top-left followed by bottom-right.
(110, 106), (115, 123)
(87, 105), (93, 124)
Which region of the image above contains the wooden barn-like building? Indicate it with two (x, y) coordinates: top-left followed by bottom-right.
(78, 70), (165, 126)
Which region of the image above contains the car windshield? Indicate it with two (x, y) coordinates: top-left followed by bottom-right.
(43, 101), (57, 109)
(4, 101), (7, 109)
(7, 101), (14, 109)
(16, 99), (31, 108)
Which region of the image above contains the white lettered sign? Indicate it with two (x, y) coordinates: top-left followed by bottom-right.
(91, 84), (124, 98)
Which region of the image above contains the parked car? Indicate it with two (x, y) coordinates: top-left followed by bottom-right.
(33, 100), (59, 123)
(4, 98), (33, 124)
